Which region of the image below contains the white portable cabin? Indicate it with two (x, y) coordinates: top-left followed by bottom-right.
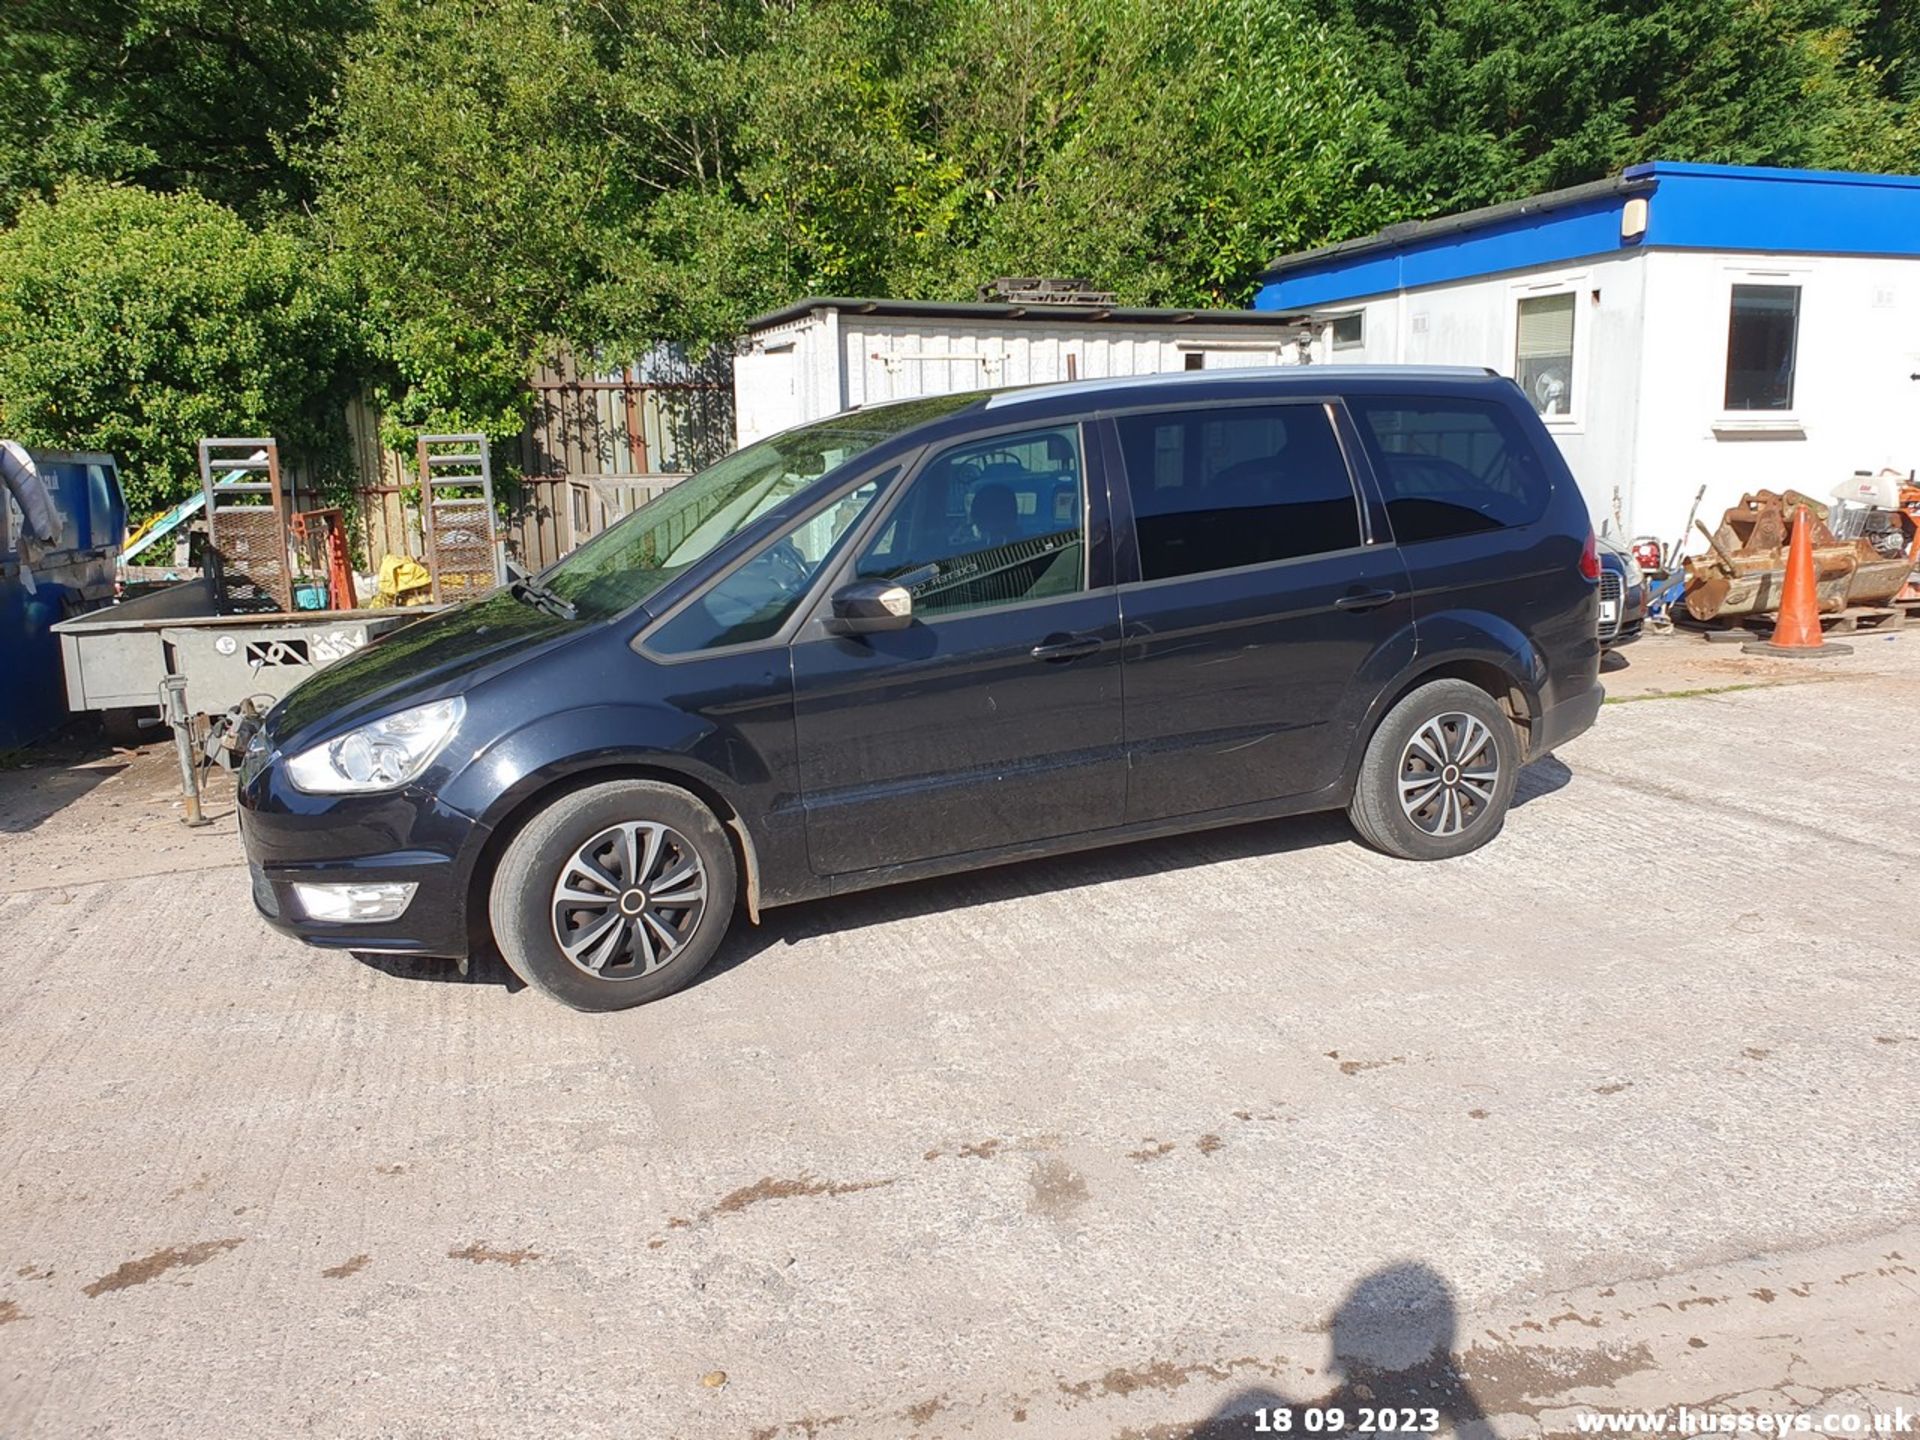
(1254, 162), (1920, 549)
(733, 297), (1310, 446)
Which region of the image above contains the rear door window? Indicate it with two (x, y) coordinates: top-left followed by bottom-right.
(1113, 403), (1361, 581)
(1347, 396), (1551, 543)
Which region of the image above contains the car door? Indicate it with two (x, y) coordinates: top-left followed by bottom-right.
(1341, 389), (1582, 651)
(1107, 398), (1416, 823)
(789, 419), (1125, 877)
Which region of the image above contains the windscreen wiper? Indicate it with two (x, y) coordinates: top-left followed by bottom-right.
(505, 561), (577, 620)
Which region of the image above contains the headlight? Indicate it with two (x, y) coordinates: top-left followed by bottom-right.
(284, 698), (465, 794)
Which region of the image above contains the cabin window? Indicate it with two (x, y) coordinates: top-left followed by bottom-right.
(1725, 284), (1800, 412)
(1514, 293), (1576, 416)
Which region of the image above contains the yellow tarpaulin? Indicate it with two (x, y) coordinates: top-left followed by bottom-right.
(375, 553), (434, 606)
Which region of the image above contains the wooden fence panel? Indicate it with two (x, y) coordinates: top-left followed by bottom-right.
(344, 347), (732, 576)
(345, 393), (417, 568)
(507, 348), (731, 567)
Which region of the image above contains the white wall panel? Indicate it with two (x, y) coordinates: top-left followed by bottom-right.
(1629, 249), (1920, 548)
(1300, 246), (1920, 546)
(734, 310), (1301, 446)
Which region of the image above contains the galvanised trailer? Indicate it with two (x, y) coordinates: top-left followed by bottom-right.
(51, 576), (438, 722)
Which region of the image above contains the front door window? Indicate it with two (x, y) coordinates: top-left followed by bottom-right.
(853, 425), (1085, 618)
(648, 474), (890, 654)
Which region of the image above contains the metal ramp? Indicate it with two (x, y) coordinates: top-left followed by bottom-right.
(199, 438), (291, 612)
(416, 434), (503, 603)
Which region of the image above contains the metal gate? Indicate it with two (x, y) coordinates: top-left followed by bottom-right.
(417, 434), (503, 604)
(199, 438), (291, 612)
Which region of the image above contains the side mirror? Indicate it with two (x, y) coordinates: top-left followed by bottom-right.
(827, 578), (913, 634)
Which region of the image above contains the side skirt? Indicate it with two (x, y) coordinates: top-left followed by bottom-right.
(804, 779), (1352, 904)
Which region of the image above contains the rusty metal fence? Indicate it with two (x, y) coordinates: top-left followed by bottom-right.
(509, 349), (733, 568)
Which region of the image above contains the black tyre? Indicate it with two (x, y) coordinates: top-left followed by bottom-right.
(1346, 679), (1521, 861)
(488, 779), (737, 1012)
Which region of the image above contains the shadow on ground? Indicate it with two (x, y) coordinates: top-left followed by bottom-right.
(1183, 1263), (1495, 1439)
(350, 946), (527, 993)
(0, 719), (219, 833)
(703, 751), (1577, 993)
(0, 751), (128, 833)
(352, 754), (1577, 1001)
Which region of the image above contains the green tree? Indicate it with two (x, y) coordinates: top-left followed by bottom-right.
(0, 183), (360, 516)
(1329, 0), (1918, 214)
(1862, 0), (1920, 101)
(890, 0), (1404, 304)
(721, 0), (1403, 309)
(0, 0), (372, 220)
(306, 0), (1920, 439)
(707, 1), (929, 312)
(314, 0), (754, 444)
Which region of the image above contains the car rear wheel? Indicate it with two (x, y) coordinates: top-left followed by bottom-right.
(1346, 679), (1520, 861)
(489, 779), (737, 1011)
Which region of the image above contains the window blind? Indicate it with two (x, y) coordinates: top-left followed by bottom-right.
(1515, 293), (1575, 357)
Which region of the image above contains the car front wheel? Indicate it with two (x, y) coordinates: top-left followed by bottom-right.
(489, 779), (737, 1011)
(1346, 679), (1521, 861)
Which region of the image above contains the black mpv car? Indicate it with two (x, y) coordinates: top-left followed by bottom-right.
(239, 367), (1603, 1011)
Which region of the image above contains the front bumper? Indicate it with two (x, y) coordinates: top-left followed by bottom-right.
(238, 774), (486, 959)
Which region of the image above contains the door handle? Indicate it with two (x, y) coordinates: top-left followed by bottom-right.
(1333, 588), (1399, 612)
(1031, 633), (1103, 662)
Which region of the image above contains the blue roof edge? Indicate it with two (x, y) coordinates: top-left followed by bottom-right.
(1625, 160), (1920, 189)
(1255, 162), (1920, 312)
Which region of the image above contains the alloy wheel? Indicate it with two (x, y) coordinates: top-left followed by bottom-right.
(1397, 712), (1501, 838)
(550, 821), (707, 978)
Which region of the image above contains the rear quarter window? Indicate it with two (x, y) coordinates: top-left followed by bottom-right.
(1347, 396), (1553, 544)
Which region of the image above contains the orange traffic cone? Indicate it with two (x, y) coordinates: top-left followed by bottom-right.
(1742, 504), (1852, 658)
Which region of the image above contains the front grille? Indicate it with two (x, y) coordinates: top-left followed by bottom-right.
(1598, 570), (1625, 640)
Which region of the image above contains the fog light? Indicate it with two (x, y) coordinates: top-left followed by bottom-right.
(290, 881), (418, 924)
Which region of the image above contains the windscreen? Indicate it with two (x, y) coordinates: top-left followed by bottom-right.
(540, 392), (981, 620)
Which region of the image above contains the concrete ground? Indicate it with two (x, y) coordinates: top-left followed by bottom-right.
(1, 631), (1916, 1439)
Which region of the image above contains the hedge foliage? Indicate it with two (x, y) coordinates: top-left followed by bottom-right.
(1, 0), (1915, 508)
(0, 183), (358, 515)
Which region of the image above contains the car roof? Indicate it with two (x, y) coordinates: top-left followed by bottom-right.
(810, 363), (1524, 478)
(978, 363), (1500, 413)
